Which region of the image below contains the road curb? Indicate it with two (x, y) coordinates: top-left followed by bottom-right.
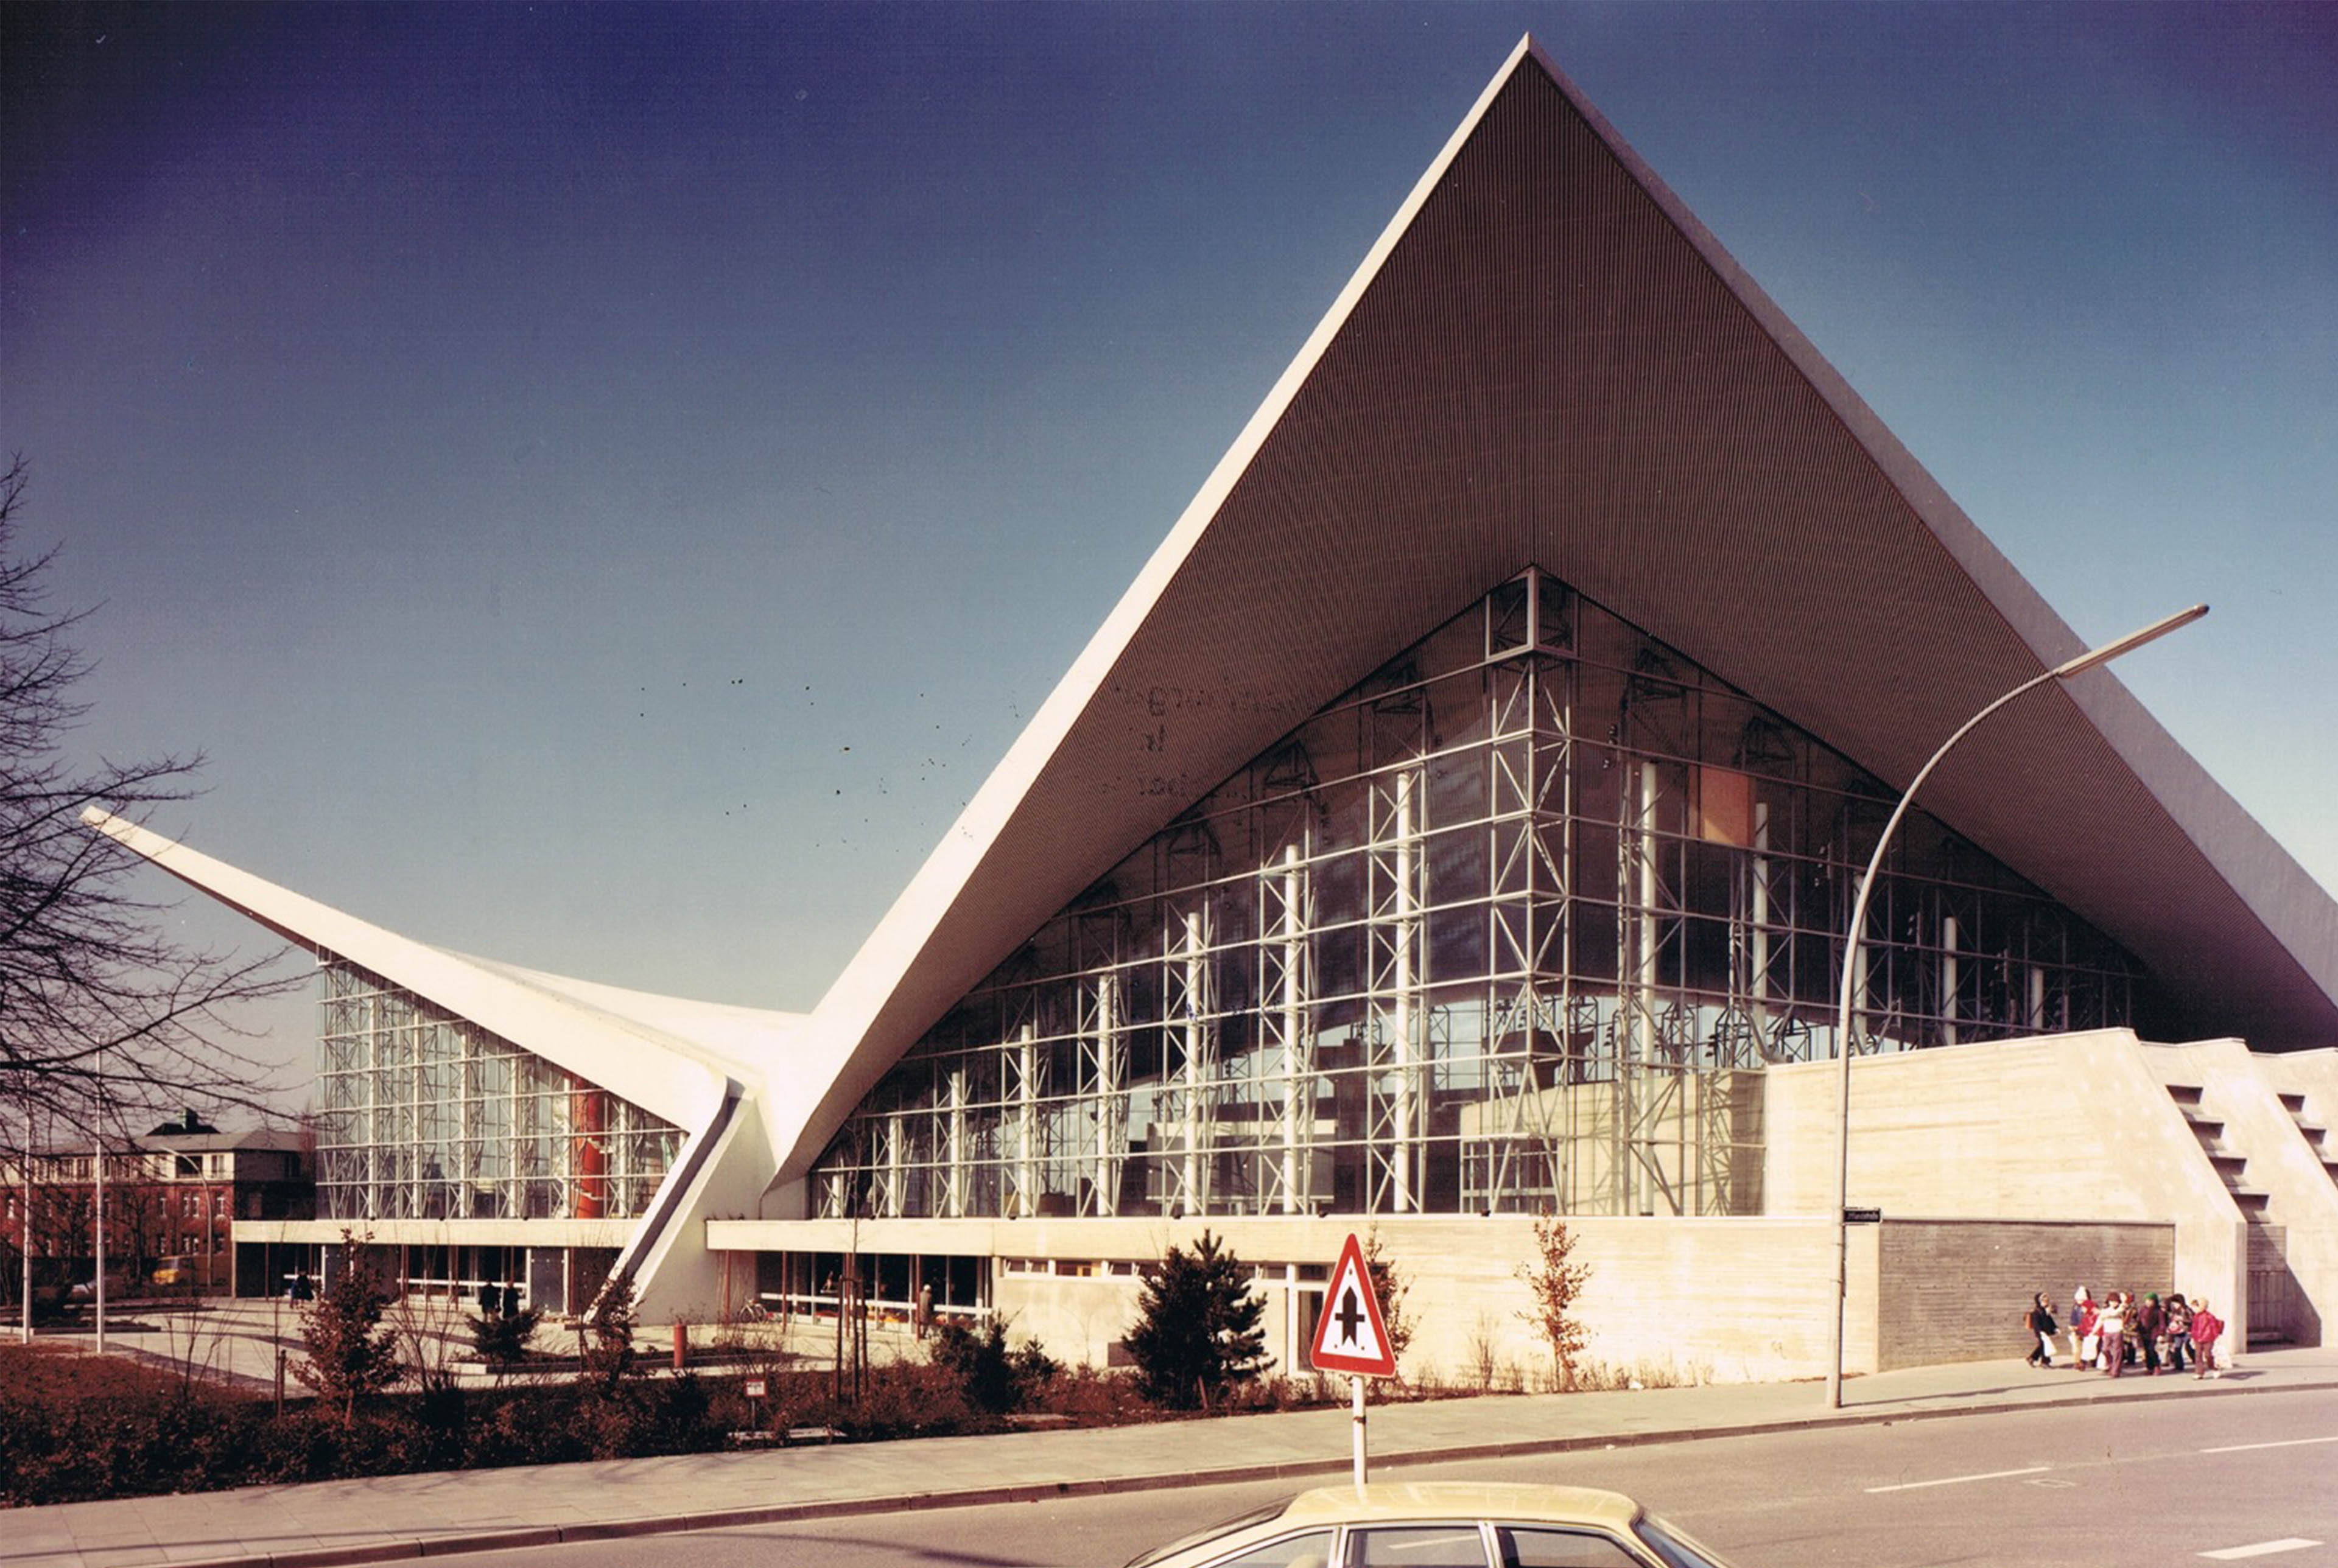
(136, 1376), (2338, 1568)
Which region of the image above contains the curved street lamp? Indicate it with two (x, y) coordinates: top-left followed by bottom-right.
(1825, 603), (2208, 1408)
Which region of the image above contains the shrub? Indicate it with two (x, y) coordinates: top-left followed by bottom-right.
(929, 1317), (1062, 1416)
(580, 1275), (639, 1389)
(1361, 1230), (1416, 1371)
(1027, 1362), (1147, 1425)
(929, 1317), (1019, 1415)
(293, 1244), (405, 1421)
(469, 1304), (544, 1369)
(1515, 1212), (1591, 1390)
(1123, 1230), (1267, 1410)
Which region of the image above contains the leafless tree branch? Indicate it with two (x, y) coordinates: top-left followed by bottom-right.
(0, 456), (304, 1144)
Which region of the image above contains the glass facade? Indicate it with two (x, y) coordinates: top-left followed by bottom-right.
(814, 570), (2154, 1222)
(315, 961), (681, 1222)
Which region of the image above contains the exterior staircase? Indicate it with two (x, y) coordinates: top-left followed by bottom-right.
(2165, 1080), (2292, 1346)
(2278, 1093), (2338, 1189)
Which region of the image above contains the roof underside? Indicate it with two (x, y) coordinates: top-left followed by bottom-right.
(796, 43), (2338, 1174)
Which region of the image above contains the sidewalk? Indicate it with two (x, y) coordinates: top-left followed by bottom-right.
(11, 1325), (2337, 1568)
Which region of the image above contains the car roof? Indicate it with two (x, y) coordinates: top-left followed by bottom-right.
(1280, 1482), (1645, 1531)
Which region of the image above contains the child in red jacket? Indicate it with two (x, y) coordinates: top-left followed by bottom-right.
(2189, 1298), (2225, 1379)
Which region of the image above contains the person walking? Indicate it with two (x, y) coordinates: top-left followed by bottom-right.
(2069, 1286), (2096, 1369)
(2190, 1297), (2225, 1379)
(2026, 1292), (2058, 1368)
(2163, 1294), (2192, 1374)
(2135, 1292), (2164, 1374)
(2099, 1290), (2128, 1377)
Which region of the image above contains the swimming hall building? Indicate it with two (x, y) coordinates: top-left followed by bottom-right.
(88, 40), (2338, 1382)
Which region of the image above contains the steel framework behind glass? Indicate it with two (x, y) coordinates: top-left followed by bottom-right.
(816, 570), (2149, 1222)
(314, 962), (680, 1223)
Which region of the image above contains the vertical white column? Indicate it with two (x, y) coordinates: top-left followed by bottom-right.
(93, 1115), (107, 1355)
(2028, 965), (2047, 1034)
(1014, 1024), (1037, 1217)
(1181, 911), (1207, 1217)
(1635, 761), (1660, 1052)
(1750, 800), (1772, 1040)
(1392, 771), (1419, 1214)
(1623, 760), (1662, 1216)
(944, 1067), (967, 1219)
(1940, 915), (1960, 1048)
(1278, 846), (1308, 1214)
(884, 1112), (905, 1219)
(1850, 942), (1870, 1055)
(1094, 971), (1122, 1217)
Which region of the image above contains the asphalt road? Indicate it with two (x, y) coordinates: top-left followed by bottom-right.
(445, 1387), (2338, 1568)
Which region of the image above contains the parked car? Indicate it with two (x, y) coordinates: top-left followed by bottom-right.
(1123, 1482), (1736, 1568)
(150, 1253), (222, 1290)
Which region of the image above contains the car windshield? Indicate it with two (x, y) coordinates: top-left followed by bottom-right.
(1634, 1515), (1730, 1568)
(1124, 1496), (1299, 1568)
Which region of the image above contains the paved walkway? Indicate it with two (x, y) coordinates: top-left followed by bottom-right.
(11, 1312), (2337, 1568)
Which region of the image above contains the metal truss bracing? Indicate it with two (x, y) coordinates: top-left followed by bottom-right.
(1076, 967), (1129, 1216)
(1365, 763), (1425, 1214)
(1158, 905), (1218, 1216)
(1259, 841), (1317, 1215)
(814, 570), (2149, 1224)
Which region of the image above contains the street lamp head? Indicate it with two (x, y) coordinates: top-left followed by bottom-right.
(2051, 603), (2208, 682)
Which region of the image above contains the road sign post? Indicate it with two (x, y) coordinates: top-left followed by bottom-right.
(1309, 1233), (1397, 1494)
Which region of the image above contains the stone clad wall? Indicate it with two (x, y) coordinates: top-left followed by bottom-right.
(1762, 1029), (2249, 1334)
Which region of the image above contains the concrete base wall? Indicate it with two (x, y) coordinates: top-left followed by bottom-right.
(714, 1211), (1858, 1385)
(706, 1209), (2183, 1384)
(1763, 1029), (2252, 1340)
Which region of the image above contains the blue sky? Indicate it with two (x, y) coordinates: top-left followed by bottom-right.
(5, 2), (2333, 1094)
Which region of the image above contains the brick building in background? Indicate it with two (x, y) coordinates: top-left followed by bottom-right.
(2, 1110), (309, 1301)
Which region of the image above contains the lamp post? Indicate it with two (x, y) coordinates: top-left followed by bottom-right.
(93, 1059), (107, 1356)
(1825, 603), (2208, 1409)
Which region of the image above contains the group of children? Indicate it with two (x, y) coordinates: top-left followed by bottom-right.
(2024, 1286), (2225, 1377)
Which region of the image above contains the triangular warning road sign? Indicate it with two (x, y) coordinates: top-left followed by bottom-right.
(1310, 1233), (1397, 1377)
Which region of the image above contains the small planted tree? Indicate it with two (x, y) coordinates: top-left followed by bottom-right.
(293, 1240), (404, 1421)
(1361, 1230), (1415, 1373)
(928, 1315), (1058, 1416)
(1124, 1230), (1266, 1410)
(1515, 1212), (1590, 1390)
(469, 1300), (543, 1374)
(581, 1275), (639, 1389)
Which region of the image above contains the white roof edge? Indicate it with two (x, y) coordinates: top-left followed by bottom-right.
(80, 807), (749, 1129)
(799, 38), (1539, 1118)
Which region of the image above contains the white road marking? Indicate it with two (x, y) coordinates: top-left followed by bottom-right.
(2198, 1435), (2338, 1455)
(1862, 1465), (2051, 1494)
(2197, 1541), (2323, 1561)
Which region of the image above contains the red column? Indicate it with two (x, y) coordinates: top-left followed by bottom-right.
(572, 1089), (608, 1219)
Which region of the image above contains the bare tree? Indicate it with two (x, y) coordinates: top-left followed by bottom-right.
(0, 456), (300, 1142)
(1515, 1211), (1592, 1391)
